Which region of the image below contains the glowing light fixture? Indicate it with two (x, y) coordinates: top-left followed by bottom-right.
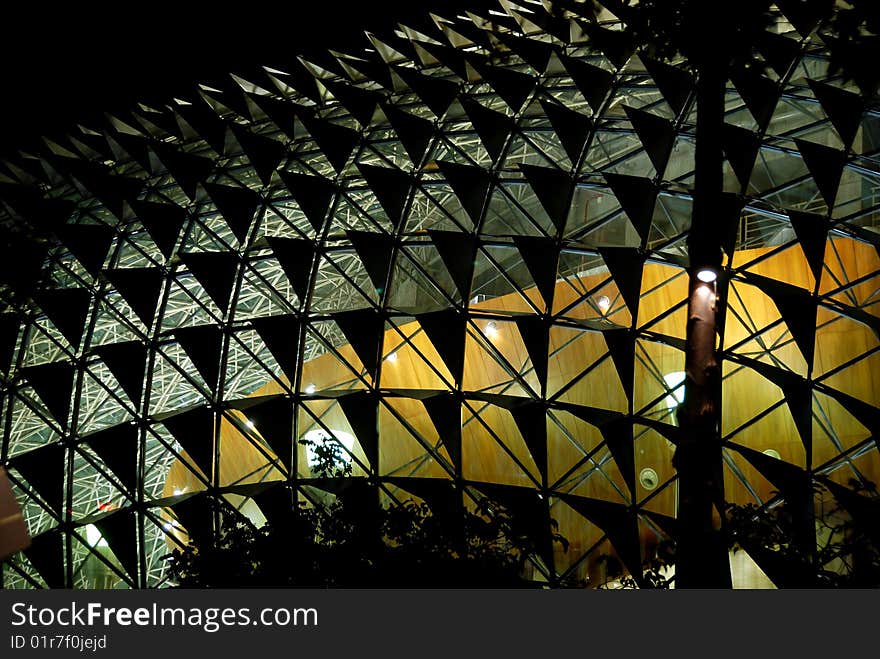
(596, 295), (611, 313)
(385, 351), (398, 363)
(485, 321), (498, 335)
(244, 418), (255, 430)
(305, 383), (317, 395)
(696, 268), (718, 283)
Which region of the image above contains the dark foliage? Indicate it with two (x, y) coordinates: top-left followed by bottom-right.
(602, 479), (880, 588)
(725, 480), (880, 588)
(166, 437), (578, 588)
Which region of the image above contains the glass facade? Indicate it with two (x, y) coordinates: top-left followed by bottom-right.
(0, 2), (878, 588)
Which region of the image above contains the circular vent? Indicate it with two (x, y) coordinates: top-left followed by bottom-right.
(639, 467), (659, 491)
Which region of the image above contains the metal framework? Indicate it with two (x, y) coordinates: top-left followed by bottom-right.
(0, 1), (878, 588)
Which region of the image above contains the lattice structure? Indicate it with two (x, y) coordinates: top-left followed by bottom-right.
(0, 1), (878, 588)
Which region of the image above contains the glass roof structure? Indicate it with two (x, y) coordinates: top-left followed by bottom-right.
(0, 1), (878, 588)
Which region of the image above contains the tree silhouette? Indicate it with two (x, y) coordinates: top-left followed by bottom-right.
(165, 437), (579, 588)
(600, 478), (880, 588)
(555, 0), (879, 587)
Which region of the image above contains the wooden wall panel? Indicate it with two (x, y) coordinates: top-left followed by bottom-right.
(164, 240), (879, 563)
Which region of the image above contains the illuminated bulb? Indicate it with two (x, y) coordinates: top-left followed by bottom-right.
(163, 522), (174, 531)
(485, 321), (498, 335)
(696, 268), (717, 283)
(385, 351), (398, 363)
(305, 383), (317, 395)
(596, 295), (611, 313)
(245, 418), (255, 430)
(173, 487), (184, 495)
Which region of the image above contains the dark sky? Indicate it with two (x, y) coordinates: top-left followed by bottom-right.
(0, 1), (496, 158)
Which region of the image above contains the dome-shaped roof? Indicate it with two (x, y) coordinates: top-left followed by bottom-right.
(1, 1), (878, 588)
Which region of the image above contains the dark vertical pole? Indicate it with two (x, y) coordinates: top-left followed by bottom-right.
(673, 42), (732, 587)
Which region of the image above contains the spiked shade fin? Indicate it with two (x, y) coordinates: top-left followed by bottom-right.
(333, 309), (385, 377)
(787, 210), (829, 285)
(129, 199), (187, 259)
(435, 160), (492, 227)
(10, 442), (65, 515)
(518, 164), (574, 236)
(603, 173), (656, 245)
(558, 54), (614, 114)
(602, 328), (635, 406)
(202, 182), (259, 245)
(794, 138), (847, 209)
(54, 224), (114, 275)
(807, 80), (864, 150)
(471, 62), (536, 112)
(538, 98), (593, 167)
(178, 251), (239, 312)
(416, 310), (467, 385)
(230, 394), (294, 469)
(24, 530), (65, 588)
(296, 107), (360, 173)
(623, 106), (676, 177)
(509, 401), (548, 483)
(103, 267), (164, 327)
(729, 356), (813, 458)
(0, 314), (19, 373)
(94, 508), (139, 580)
(250, 314), (301, 383)
(498, 33), (553, 72)
(512, 235), (559, 312)
(150, 142), (215, 200)
(276, 171), (336, 234)
(641, 56), (694, 118)
(346, 230), (395, 295)
(393, 66), (459, 119)
(338, 391), (379, 469)
(34, 288), (91, 349)
(728, 443), (815, 555)
(82, 423), (140, 493)
(598, 416), (636, 498)
(557, 494), (643, 583)
(382, 104), (435, 166)
(157, 405), (216, 477)
(173, 324), (224, 393)
(721, 123), (762, 190)
(228, 125), (286, 185)
(94, 341), (147, 405)
(265, 236), (316, 303)
(459, 98), (515, 164)
(323, 80), (382, 127)
(421, 393), (462, 471)
(597, 247), (644, 319)
(731, 69), (779, 132)
(356, 164), (411, 231)
(514, 315), (550, 394)
(741, 272), (818, 367)
(426, 229), (477, 301)
(21, 362), (74, 430)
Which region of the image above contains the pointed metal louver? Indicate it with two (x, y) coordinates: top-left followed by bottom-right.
(0, 1), (877, 591)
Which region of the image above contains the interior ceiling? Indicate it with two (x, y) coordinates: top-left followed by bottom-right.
(0, 0), (878, 588)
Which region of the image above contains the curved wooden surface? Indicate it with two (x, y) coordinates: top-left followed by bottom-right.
(163, 237), (879, 580)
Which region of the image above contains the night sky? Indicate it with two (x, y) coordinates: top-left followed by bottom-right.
(0, 1), (497, 159)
